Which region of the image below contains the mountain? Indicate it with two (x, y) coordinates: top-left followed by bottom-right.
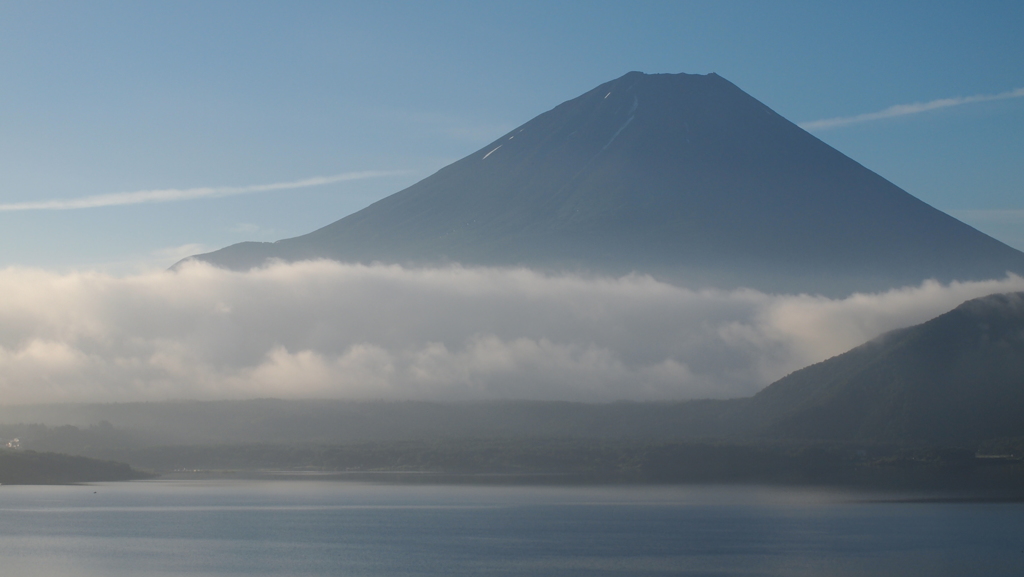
(182, 71), (1024, 295)
(745, 292), (1024, 445)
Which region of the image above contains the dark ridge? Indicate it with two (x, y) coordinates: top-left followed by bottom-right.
(0, 449), (151, 485)
(746, 292), (1024, 445)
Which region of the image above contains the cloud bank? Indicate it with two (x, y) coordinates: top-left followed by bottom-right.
(800, 87), (1024, 131)
(0, 171), (402, 211)
(0, 260), (1020, 405)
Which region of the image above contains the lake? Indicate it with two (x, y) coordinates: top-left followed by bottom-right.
(0, 480), (1022, 576)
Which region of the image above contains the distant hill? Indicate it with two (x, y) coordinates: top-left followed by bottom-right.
(0, 449), (150, 484)
(182, 72), (1024, 295)
(746, 292), (1024, 445)
(0, 399), (740, 446)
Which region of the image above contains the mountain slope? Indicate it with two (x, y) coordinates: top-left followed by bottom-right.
(747, 292), (1024, 445)
(184, 72), (1024, 295)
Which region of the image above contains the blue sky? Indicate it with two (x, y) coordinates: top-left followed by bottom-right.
(1, 1), (1022, 271)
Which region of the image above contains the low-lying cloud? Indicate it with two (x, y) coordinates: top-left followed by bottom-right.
(0, 260), (1021, 404)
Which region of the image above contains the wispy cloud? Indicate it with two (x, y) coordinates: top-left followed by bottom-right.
(0, 171), (403, 212)
(949, 209), (1024, 223)
(800, 87), (1024, 131)
(152, 243), (210, 263)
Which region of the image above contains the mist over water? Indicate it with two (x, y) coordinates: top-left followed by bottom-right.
(0, 260), (1022, 403)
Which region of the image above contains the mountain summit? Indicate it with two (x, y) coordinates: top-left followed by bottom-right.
(183, 72), (1024, 294)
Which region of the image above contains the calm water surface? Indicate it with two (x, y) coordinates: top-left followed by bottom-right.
(0, 480), (1022, 576)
